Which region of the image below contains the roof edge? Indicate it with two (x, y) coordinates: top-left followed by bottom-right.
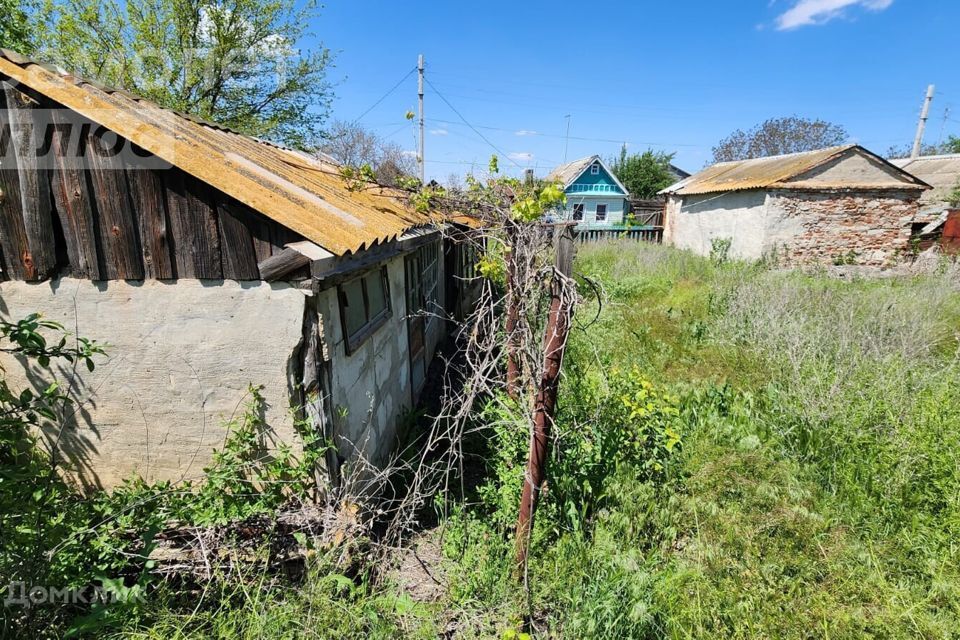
(660, 144), (931, 196)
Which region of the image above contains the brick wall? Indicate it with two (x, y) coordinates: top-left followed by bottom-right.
(766, 189), (921, 266)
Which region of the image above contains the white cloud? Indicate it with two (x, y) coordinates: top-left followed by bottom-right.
(775, 0), (893, 30)
(508, 152), (534, 162)
(515, 130), (538, 137)
(430, 129), (448, 136)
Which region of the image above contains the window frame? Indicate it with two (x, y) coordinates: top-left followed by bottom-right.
(338, 265), (392, 355)
(590, 164), (600, 175)
(595, 204), (607, 221)
(572, 203), (584, 221)
(420, 241), (439, 326)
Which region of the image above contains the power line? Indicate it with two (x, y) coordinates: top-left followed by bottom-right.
(380, 121), (414, 141)
(424, 76), (522, 168)
(353, 68), (416, 123)
(426, 118), (704, 149)
(425, 158), (557, 169)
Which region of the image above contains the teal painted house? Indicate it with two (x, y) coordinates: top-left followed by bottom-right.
(546, 155), (629, 227)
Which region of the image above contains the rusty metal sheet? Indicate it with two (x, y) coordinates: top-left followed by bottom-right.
(661, 145), (929, 196)
(0, 51), (433, 256)
(941, 210), (960, 254)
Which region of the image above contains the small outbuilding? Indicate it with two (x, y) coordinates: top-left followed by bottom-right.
(659, 145), (930, 265)
(891, 153), (960, 218)
(891, 154), (960, 243)
(0, 50), (479, 490)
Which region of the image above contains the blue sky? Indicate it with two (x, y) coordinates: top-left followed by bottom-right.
(307, 0), (958, 181)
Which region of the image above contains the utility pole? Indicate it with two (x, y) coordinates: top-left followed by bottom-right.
(563, 115), (571, 163)
(911, 84), (935, 159)
(418, 54), (425, 183)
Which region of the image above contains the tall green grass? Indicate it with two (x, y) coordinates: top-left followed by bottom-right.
(555, 241), (960, 638)
(112, 241), (960, 638)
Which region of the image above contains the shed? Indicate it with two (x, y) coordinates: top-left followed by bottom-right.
(659, 145), (930, 265)
(890, 154), (960, 218)
(0, 49), (478, 489)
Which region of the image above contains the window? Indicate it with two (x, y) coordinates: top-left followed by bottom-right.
(456, 241), (476, 280)
(572, 203), (584, 221)
(406, 240), (441, 327)
(595, 204), (607, 221)
(419, 241), (440, 327)
(338, 266), (391, 354)
(590, 164), (600, 175)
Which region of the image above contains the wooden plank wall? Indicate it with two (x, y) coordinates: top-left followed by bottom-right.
(0, 80), (305, 282)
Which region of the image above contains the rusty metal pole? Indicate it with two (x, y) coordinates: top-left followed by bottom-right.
(505, 225), (521, 399)
(515, 223), (576, 572)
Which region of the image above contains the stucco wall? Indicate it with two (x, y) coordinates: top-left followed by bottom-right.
(664, 191), (769, 259)
(0, 279), (308, 489)
(766, 189), (918, 265)
(665, 189), (920, 265)
(317, 255), (413, 467)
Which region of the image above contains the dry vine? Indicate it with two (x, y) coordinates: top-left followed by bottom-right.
(335, 171), (585, 588)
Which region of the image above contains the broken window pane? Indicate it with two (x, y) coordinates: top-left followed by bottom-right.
(341, 277), (367, 340)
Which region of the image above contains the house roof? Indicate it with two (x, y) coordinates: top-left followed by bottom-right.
(0, 49), (432, 256)
(890, 154), (960, 214)
(660, 145), (929, 196)
(546, 155), (629, 195)
(669, 164), (691, 181)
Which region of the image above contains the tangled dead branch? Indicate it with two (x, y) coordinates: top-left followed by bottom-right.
(355, 174), (583, 587)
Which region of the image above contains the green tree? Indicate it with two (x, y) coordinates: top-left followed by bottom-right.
(711, 116), (848, 164)
(608, 145), (677, 199)
(33, 0), (333, 147)
(0, 0), (37, 53)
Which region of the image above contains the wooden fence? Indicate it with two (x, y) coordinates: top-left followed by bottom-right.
(575, 226), (663, 244)
(627, 199), (665, 228)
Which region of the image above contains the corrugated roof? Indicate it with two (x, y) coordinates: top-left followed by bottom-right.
(891, 154), (960, 213)
(660, 145), (928, 196)
(0, 49), (432, 256)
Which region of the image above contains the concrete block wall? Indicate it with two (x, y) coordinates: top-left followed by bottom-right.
(317, 254), (413, 468)
(0, 247), (449, 490)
